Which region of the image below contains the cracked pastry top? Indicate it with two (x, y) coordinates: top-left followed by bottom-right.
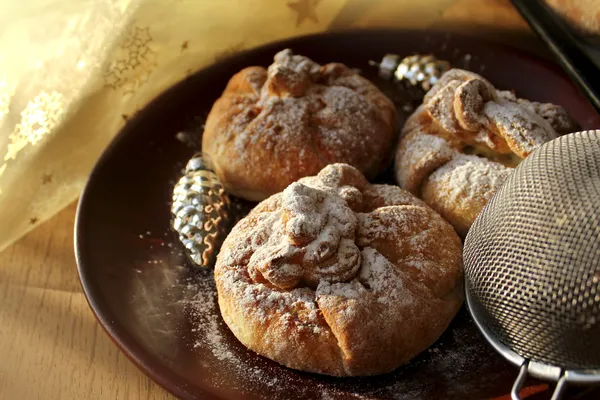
(395, 68), (579, 237)
(214, 163), (463, 376)
(201, 49), (397, 202)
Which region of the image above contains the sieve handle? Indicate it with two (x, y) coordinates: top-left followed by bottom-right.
(551, 376), (568, 400)
(511, 361), (568, 400)
(510, 361), (529, 400)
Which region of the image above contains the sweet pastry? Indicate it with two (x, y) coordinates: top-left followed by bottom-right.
(202, 49), (397, 202)
(395, 69), (579, 237)
(214, 163), (463, 376)
(545, 0), (600, 37)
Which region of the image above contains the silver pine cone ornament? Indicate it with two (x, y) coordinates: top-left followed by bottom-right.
(370, 54), (450, 91)
(171, 154), (231, 268)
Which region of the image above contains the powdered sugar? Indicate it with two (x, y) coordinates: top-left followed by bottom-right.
(183, 266), (511, 399)
(429, 154), (511, 204)
(314, 85), (373, 154)
(409, 227), (436, 254)
(395, 129), (454, 192)
(358, 247), (404, 295)
(235, 279), (322, 326)
(519, 99), (580, 136)
(213, 164), (463, 377)
(202, 49), (396, 200)
(422, 68), (563, 157)
(316, 279), (366, 300)
(233, 96), (308, 156)
(282, 182), (355, 244)
(483, 99), (557, 156)
(184, 271), (342, 399)
(186, 271), (238, 363)
(313, 246), (416, 327)
(396, 68), (577, 236)
(357, 205), (430, 245)
(426, 80), (461, 134)
(240, 178), (362, 290)
(403, 132), (454, 169)
(270, 48), (321, 82)
(361, 184), (424, 210)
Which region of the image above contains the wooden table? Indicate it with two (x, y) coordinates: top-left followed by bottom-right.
(0, 2), (540, 398)
(0, 202), (173, 399)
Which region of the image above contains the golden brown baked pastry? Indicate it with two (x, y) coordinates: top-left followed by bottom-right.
(214, 163), (463, 376)
(202, 49), (397, 202)
(395, 69), (579, 237)
(545, 0), (600, 37)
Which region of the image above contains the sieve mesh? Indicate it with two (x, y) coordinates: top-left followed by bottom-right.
(464, 130), (600, 370)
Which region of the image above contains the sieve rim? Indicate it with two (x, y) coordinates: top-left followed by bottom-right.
(464, 130), (600, 372)
(466, 287), (600, 383)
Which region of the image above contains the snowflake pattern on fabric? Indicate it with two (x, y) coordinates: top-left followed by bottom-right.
(4, 91), (65, 161)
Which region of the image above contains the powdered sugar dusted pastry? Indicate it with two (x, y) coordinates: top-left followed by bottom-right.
(214, 164), (463, 376)
(395, 69), (579, 237)
(202, 49), (397, 202)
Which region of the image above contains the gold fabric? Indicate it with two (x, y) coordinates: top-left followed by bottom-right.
(0, 0), (530, 252)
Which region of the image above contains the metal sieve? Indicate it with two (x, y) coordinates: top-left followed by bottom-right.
(463, 130), (600, 399)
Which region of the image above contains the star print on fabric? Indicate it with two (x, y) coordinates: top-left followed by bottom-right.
(113, 59), (130, 75)
(42, 174), (52, 184)
(104, 25), (157, 95)
(288, 0), (321, 26)
(103, 71), (123, 90)
(139, 46), (155, 61)
(127, 56), (143, 70)
(124, 26), (152, 49)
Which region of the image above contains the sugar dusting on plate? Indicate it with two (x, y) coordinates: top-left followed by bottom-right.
(182, 267), (505, 399)
(184, 269), (361, 399)
(187, 272), (236, 363)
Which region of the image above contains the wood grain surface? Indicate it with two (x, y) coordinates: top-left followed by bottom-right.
(0, 202), (173, 400)
(0, 2), (536, 399)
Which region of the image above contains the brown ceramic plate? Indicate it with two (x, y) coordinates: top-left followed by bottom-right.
(75, 30), (600, 400)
